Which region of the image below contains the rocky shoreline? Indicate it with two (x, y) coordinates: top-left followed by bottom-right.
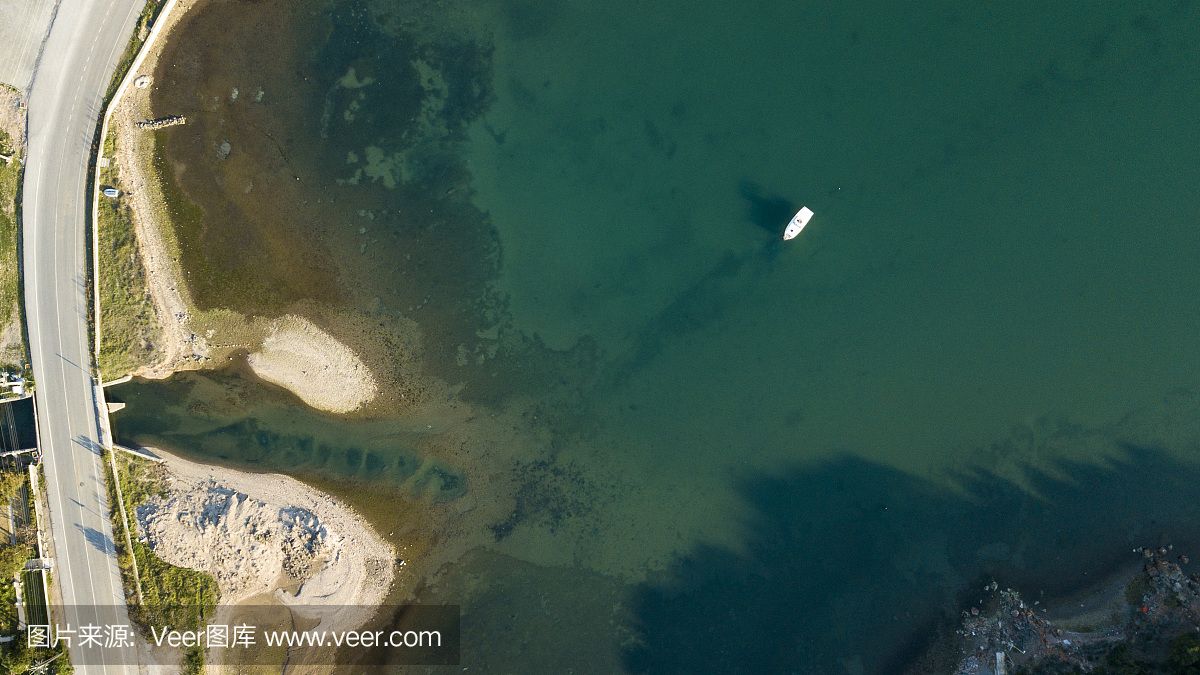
(953, 547), (1200, 674)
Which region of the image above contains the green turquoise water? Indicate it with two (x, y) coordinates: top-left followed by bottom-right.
(113, 0), (1200, 671)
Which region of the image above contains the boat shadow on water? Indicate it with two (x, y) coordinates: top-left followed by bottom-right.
(609, 180), (815, 384)
(739, 180), (798, 237)
(738, 179), (831, 262)
(738, 180), (797, 262)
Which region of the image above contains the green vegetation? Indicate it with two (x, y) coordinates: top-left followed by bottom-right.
(0, 131), (22, 369)
(92, 0), (168, 378)
(104, 0), (167, 102)
(107, 452), (217, 675)
(0, 467), (70, 673)
(0, 466), (21, 505)
(1124, 571), (1152, 606)
(95, 161), (158, 379)
(1169, 633), (1200, 670)
(0, 470), (34, 634)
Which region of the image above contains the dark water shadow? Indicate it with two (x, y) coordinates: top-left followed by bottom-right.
(612, 180), (809, 384)
(622, 445), (1200, 674)
(739, 180), (798, 235)
(734, 178), (812, 264)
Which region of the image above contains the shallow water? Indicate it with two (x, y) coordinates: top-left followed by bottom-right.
(114, 0), (1200, 671)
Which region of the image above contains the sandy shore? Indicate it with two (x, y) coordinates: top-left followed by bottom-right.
(137, 447), (397, 633)
(102, 0), (382, 415)
(98, 3), (403, 654)
(247, 315), (379, 413)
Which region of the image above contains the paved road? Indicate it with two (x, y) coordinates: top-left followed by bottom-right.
(22, 0), (146, 671)
(0, 0), (59, 90)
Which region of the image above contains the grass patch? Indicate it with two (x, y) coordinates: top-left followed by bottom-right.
(104, 1), (167, 102)
(107, 452), (217, 675)
(92, 0), (168, 378)
(0, 150), (22, 366)
(0, 128), (15, 156)
(96, 134), (158, 380)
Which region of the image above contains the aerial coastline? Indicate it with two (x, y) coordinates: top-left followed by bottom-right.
(96, 2), (560, 648)
(85, 0), (1200, 672)
(98, 0), (385, 415)
(93, 0), (410, 652)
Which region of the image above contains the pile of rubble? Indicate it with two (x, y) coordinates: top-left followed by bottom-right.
(135, 114), (186, 130)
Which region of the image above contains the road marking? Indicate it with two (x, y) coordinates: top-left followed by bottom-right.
(85, 0), (150, 624)
(24, 1), (151, 672)
(50, 61), (103, 620)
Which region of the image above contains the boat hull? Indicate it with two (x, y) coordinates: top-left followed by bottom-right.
(783, 206), (814, 240)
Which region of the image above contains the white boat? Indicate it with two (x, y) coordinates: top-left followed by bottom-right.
(782, 206), (814, 240)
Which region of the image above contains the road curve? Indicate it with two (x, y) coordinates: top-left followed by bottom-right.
(22, 0), (146, 671)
